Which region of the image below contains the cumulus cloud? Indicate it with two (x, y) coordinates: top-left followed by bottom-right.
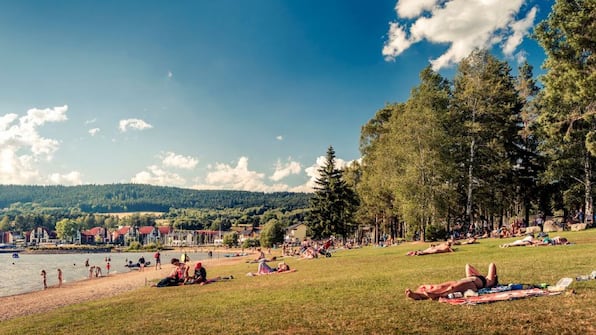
(161, 152), (198, 170)
(269, 159), (301, 182)
(289, 155), (355, 193)
(383, 0), (538, 70)
(395, 0), (438, 19)
(119, 118), (153, 132)
(276, 135), (283, 141)
(48, 171), (83, 185)
(0, 105), (69, 184)
(131, 165), (186, 186)
(502, 6), (537, 57)
(88, 128), (100, 136)
(192, 157), (290, 192)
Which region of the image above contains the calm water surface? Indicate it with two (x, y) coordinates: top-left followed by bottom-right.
(0, 250), (211, 297)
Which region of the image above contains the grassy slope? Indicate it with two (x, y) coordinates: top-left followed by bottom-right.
(2, 230), (595, 335)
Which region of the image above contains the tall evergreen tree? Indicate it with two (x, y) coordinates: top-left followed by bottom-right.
(308, 146), (359, 240)
(535, 0), (595, 222)
(514, 61), (544, 223)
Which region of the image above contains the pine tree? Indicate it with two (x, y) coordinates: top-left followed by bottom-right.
(308, 146), (359, 240)
(534, 0), (595, 222)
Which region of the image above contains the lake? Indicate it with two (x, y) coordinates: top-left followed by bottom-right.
(0, 250), (212, 297)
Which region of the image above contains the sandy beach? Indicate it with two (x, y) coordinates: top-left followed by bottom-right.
(0, 253), (248, 322)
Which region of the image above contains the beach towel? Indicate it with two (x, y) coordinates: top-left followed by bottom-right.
(438, 288), (562, 305)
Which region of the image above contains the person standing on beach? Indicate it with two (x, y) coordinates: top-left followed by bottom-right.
(106, 262), (111, 275)
(181, 252), (189, 263)
(57, 269), (63, 288)
(41, 270), (47, 289)
(138, 256), (146, 272)
(154, 251), (161, 270)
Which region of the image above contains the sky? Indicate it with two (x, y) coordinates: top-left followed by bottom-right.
(0, 0), (554, 193)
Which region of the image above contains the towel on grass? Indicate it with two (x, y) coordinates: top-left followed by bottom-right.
(439, 288), (562, 305)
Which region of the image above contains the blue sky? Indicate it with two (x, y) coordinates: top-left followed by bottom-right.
(0, 0), (553, 192)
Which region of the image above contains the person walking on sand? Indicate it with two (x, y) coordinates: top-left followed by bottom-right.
(57, 268), (63, 288)
(41, 270), (47, 289)
(106, 262), (111, 276)
(138, 255), (146, 272)
(154, 251), (161, 270)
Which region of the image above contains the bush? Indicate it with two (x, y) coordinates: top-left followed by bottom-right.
(425, 224), (448, 242)
(128, 241), (141, 250)
(223, 232), (239, 247)
(242, 238), (260, 249)
(260, 219), (285, 248)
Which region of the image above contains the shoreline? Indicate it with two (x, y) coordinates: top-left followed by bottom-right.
(0, 250), (253, 322)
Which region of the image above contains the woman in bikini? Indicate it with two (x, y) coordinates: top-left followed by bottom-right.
(406, 242), (454, 256)
(405, 263), (498, 300)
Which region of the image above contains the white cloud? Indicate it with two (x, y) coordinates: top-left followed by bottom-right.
(168, 71), (173, 78)
(48, 171), (83, 185)
(383, 0), (538, 70)
(161, 152), (198, 170)
(269, 159), (301, 182)
(85, 118), (97, 125)
(395, 0), (439, 18)
(192, 156), (290, 192)
(289, 155), (356, 193)
(502, 6), (537, 56)
(131, 165), (186, 186)
(88, 128), (100, 136)
(276, 135), (283, 141)
(119, 118), (153, 132)
(0, 105), (69, 185)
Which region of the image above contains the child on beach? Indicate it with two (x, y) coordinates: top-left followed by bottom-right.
(41, 270), (47, 289)
(106, 262), (111, 275)
(57, 269), (63, 288)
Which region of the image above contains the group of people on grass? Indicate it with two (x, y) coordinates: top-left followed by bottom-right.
(154, 258), (233, 287)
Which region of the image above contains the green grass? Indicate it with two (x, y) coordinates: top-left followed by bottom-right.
(2, 230), (595, 335)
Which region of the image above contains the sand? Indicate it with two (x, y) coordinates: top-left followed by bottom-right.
(0, 255), (248, 321)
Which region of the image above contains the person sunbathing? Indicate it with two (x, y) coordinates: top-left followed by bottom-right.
(406, 242), (453, 256)
(405, 263), (498, 300)
(501, 236), (571, 247)
(246, 260), (293, 276)
(449, 237), (477, 245)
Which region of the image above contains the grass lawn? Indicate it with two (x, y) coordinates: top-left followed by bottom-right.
(2, 229), (595, 335)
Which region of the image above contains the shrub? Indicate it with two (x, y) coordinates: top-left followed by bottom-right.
(425, 224), (448, 242)
(223, 232), (239, 247)
(242, 238), (260, 249)
(128, 241), (141, 250)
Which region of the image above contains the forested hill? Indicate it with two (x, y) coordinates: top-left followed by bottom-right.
(0, 184), (310, 213)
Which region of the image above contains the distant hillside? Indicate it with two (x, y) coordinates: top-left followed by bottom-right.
(0, 184), (310, 213)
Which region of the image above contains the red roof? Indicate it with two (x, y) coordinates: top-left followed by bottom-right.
(112, 226), (131, 239)
(117, 226), (131, 234)
(157, 226), (172, 235)
(81, 227), (104, 236)
(138, 226), (155, 235)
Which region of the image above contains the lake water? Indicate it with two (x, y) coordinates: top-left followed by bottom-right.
(0, 250), (213, 297)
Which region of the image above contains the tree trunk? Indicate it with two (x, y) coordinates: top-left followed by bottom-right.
(584, 151), (593, 225)
(466, 137), (475, 228)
